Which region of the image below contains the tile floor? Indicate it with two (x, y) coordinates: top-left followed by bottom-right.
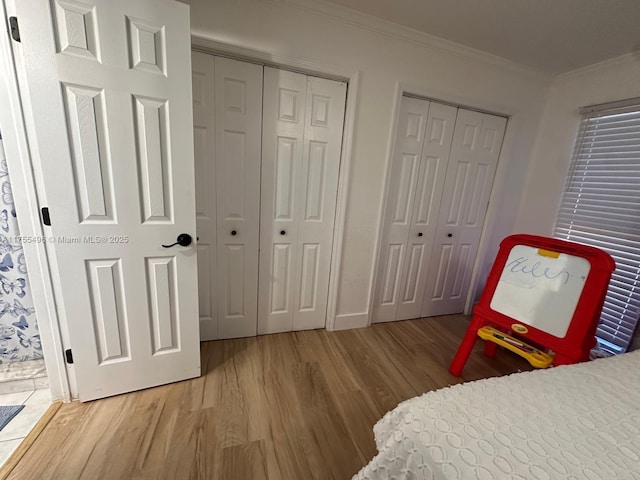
(0, 389), (51, 466)
(0, 359), (51, 467)
(0, 360), (48, 394)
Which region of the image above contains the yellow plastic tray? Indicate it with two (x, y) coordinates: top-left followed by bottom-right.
(478, 325), (554, 368)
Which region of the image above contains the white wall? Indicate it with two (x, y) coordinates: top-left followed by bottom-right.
(182, 0), (551, 326)
(516, 54), (640, 235)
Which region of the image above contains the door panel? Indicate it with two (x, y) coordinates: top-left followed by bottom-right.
(86, 259), (128, 363)
(393, 154), (420, 224)
(373, 97), (457, 323)
(133, 95), (173, 222)
(380, 243), (404, 305)
(259, 69), (346, 334)
(422, 110), (507, 316)
(401, 243), (425, 303)
(445, 161), (471, 225)
(62, 85), (115, 222)
(17, 0), (199, 401)
(396, 102), (457, 320)
(192, 52), (217, 340)
(451, 243), (471, 297)
(372, 97), (429, 323)
(414, 156), (442, 225)
(271, 244), (292, 313)
(432, 244), (452, 300)
(422, 109), (482, 317)
(225, 244), (246, 316)
(258, 68), (306, 334)
(214, 57), (262, 339)
(299, 243), (320, 310)
(293, 75), (346, 331)
(146, 256), (179, 352)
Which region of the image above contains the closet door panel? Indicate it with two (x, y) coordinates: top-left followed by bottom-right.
(466, 115), (506, 227)
(258, 68), (306, 334)
(422, 109), (482, 317)
(192, 52), (217, 340)
(372, 97), (429, 323)
(422, 110), (506, 316)
(396, 102), (457, 320)
(259, 70), (346, 334)
(214, 57), (263, 338)
(292, 75), (347, 331)
(449, 114), (505, 306)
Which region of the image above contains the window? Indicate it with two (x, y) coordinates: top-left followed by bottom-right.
(553, 98), (640, 354)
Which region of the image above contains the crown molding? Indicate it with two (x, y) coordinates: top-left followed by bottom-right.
(556, 50), (640, 81)
(266, 0), (553, 83)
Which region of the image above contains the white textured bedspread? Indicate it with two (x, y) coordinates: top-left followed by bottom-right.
(354, 351), (640, 480)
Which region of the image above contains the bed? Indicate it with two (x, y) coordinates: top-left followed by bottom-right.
(354, 351), (640, 479)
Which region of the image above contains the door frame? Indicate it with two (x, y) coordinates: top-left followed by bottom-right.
(368, 82), (517, 326)
(0, 0), (70, 401)
(191, 35), (361, 332)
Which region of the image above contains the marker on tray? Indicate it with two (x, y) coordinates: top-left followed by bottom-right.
(493, 332), (538, 353)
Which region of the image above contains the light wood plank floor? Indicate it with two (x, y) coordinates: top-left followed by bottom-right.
(7, 315), (532, 480)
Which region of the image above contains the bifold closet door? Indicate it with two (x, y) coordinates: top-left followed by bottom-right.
(192, 52), (218, 340)
(214, 57), (263, 339)
(396, 102), (458, 320)
(258, 68), (347, 334)
(372, 97), (456, 323)
(421, 110), (507, 317)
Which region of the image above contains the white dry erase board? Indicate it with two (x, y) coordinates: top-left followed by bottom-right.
(489, 245), (591, 338)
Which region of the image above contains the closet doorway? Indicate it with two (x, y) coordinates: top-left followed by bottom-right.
(372, 95), (507, 323)
(192, 53), (347, 340)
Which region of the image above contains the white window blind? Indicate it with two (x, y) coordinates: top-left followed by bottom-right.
(553, 100), (640, 353)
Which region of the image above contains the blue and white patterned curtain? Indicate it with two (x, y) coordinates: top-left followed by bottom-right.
(0, 133), (41, 363)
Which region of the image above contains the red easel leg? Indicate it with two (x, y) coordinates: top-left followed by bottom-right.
(483, 340), (498, 359)
(449, 316), (484, 376)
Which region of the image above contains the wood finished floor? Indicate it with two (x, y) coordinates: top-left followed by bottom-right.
(7, 315), (533, 480)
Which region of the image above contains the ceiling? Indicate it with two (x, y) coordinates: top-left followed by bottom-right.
(324, 0), (640, 74)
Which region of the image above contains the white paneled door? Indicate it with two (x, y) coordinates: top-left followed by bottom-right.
(396, 102), (458, 320)
(17, 0), (199, 400)
(373, 96), (506, 323)
(213, 57), (263, 339)
(191, 58), (347, 338)
(372, 97), (457, 323)
(259, 68), (347, 334)
(192, 52), (217, 340)
(373, 97), (430, 323)
(421, 110), (506, 316)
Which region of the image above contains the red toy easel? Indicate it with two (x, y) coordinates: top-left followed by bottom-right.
(450, 234), (615, 376)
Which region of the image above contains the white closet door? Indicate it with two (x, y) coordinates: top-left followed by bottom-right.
(192, 52), (217, 340)
(258, 68), (306, 334)
(422, 110), (507, 317)
(214, 57), (263, 339)
(294, 75), (346, 331)
(395, 102), (457, 320)
(259, 69), (346, 334)
(372, 97), (430, 323)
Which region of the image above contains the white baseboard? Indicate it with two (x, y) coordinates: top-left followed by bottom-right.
(330, 312), (369, 331)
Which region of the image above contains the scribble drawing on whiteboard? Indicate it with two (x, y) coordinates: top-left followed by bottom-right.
(490, 244), (590, 338)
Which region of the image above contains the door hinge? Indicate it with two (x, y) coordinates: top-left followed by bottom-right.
(9, 17), (20, 42)
(41, 207), (51, 226)
(65, 349), (74, 364)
